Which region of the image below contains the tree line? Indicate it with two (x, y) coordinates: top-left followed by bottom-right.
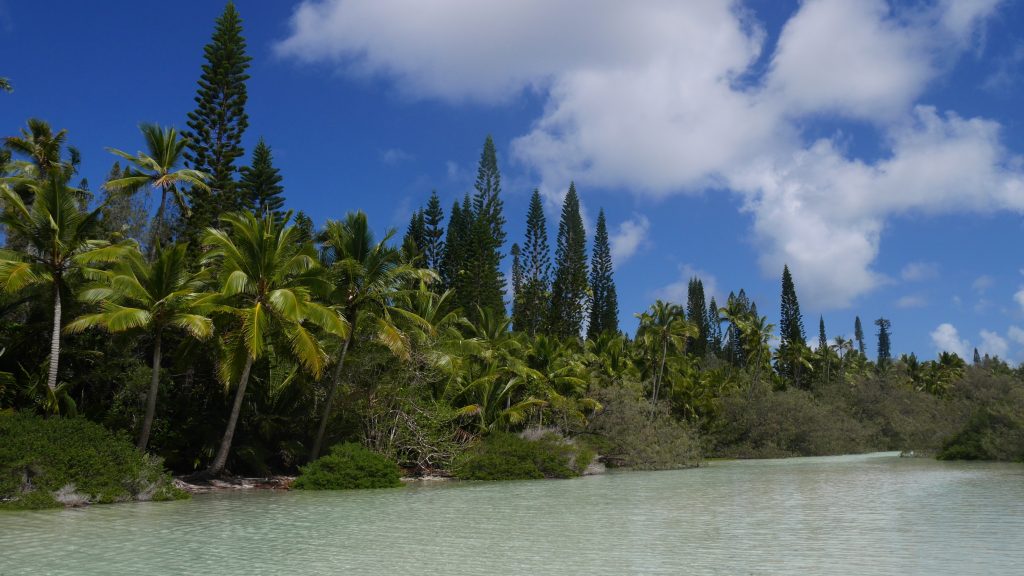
(2, 3), (1018, 477)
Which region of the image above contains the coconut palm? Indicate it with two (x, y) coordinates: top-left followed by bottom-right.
(3, 118), (77, 179)
(831, 336), (854, 384)
(0, 78), (11, 93)
(635, 300), (697, 405)
(106, 124), (210, 256)
(310, 211), (426, 460)
(201, 211), (347, 476)
(0, 173), (128, 394)
(65, 243), (213, 449)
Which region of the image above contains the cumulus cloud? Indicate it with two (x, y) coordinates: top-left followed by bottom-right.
(1015, 288), (1024, 312)
(278, 0), (1018, 308)
(979, 329), (1009, 358)
(901, 262), (939, 282)
(1008, 325), (1024, 346)
(609, 215), (650, 266)
(931, 323), (970, 358)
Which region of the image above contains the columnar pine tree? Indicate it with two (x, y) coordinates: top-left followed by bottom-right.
(510, 243), (524, 330)
(854, 316), (866, 356)
(182, 2), (251, 240)
(707, 297), (722, 356)
(238, 138), (284, 219)
(463, 135), (506, 321)
(422, 191), (445, 272)
(818, 316), (827, 352)
(401, 210), (426, 265)
(587, 209), (618, 339)
(518, 189), (551, 336)
(778, 264), (807, 386)
(875, 317), (892, 368)
(686, 278), (708, 357)
(440, 199), (466, 291)
(549, 182), (588, 339)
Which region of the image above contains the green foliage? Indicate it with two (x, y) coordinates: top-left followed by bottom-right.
(516, 189), (552, 336)
(875, 318), (893, 368)
(238, 138), (285, 219)
(939, 388), (1024, 461)
(183, 1), (252, 238)
(0, 412), (186, 509)
(460, 136), (506, 322)
(293, 443), (402, 490)
(549, 182), (588, 339)
(454, 432), (586, 481)
(777, 264), (807, 387)
(587, 209), (618, 339)
(686, 278), (707, 357)
(587, 385), (701, 471)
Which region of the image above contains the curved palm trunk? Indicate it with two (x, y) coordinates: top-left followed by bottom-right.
(310, 334), (352, 461)
(652, 338), (668, 405)
(137, 332), (162, 451)
(206, 355), (255, 477)
(46, 282), (62, 393)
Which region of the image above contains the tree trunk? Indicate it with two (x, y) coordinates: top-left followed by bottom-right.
(46, 282), (62, 393)
(310, 334), (352, 461)
(137, 332), (162, 451)
(206, 355), (254, 477)
(652, 338), (668, 405)
(148, 188), (168, 260)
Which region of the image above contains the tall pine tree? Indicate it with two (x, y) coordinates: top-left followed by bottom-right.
(707, 297), (722, 356)
(238, 138), (284, 219)
(778, 264), (807, 386)
(518, 189), (551, 336)
(510, 243), (525, 329)
(422, 191), (445, 272)
(854, 316), (866, 356)
(183, 2), (251, 239)
(875, 317), (892, 368)
(587, 208), (618, 339)
(549, 182), (588, 339)
(462, 136), (506, 321)
(440, 199), (466, 291)
(686, 278), (708, 357)
(818, 316), (827, 352)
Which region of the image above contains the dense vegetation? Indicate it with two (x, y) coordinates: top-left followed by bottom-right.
(293, 443), (402, 490)
(0, 412), (186, 509)
(1, 3), (1021, 504)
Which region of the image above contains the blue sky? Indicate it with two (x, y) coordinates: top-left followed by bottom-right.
(3, 0), (1024, 361)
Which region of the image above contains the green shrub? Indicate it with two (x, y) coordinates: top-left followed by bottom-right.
(938, 396), (1024, 462)
(0, 412), (187, 510)
(586, 385), (701, 470)
(454, 432), (587, 481)
(293, 443), (402, 489)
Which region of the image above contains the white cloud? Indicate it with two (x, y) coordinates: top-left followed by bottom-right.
(901, 262), (939, 282)
(379, 148), (414, 165)
(609, 215), (650, 266)
(653, 264), (719, 308)
(1008, 325), (1024, 346)
(896, 295), (927, 308)
(931, 323), (970, 358)
(278, 0), (1017, 308)
(972, 274), (994, 292)
(1015, 288), (1024, 312)
(979, 329), (1009, 358)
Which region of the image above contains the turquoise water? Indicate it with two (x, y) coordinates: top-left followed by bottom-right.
(2, 453), (1023, 575)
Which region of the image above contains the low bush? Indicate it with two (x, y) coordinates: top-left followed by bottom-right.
(292, 443), (402, 489)
(586, 385), (701, 470)
(0, 412), (187, 510)
(938, 388), (1024, 461)
(454, 431), (590, 481)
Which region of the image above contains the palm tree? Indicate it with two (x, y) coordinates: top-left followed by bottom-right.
(0, 173), (128, 393)
(106, 124), (210, 256)
(0, 78), (11, 93)
(3, 118), (77, 179)
(65, 243), (213, 449)
(310, 211), (425, 460)
(201, 211), (346, 476)
(738, 313), (775, 388)
(831, 336), (854, 384)
(635, 300), (697, 405)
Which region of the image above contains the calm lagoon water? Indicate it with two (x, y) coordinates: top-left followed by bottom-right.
(2, 452), (1023, 575)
